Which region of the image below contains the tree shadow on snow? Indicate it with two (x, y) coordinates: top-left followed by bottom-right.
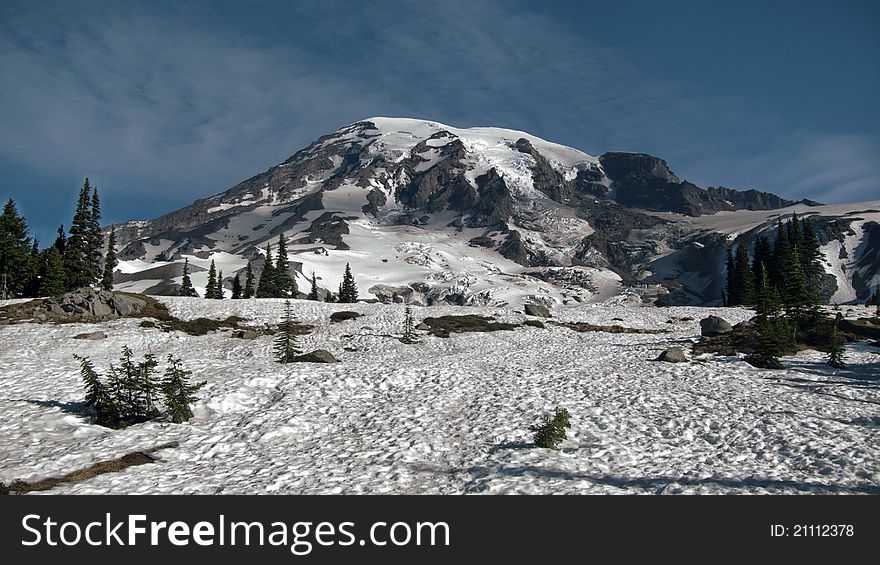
(11, 398), (90, 416)
(426, 464), (880, 495)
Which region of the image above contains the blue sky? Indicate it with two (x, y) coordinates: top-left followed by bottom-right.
(2, 0), (878, 244)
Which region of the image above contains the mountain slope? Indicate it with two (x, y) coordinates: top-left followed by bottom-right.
(111, 118), (880, 306)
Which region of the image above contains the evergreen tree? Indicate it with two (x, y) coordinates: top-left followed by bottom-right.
(231, 273), (242, 299)
(746, 266), (790, 369)
(274, 234), (291, 296)
(161, 355), (206, 423)
(751, 235), (772, 294)
(63, 179), (96, 289)
(769, 219), (790, 290)
(338, 262), (358, 303)
(256, 244), (278, 298)
(530, 407), (571, 449)
(732, 239), (755, 305)
(800, 218), (823, 280)
(725, 245), (736, 306)
(273, 300), (301, 363)
(24, 239), (41, 297)
(179, 258), (196, 297)
(400, 304), (418, 344)
(74, 354), (116, 425)
(0, 198), (33, 297)
(205, 260), (217, 299)
(827, 313), (845, 369)
(101, 227), (117, 291)
(290, 271), (298, 297)
(38, 246), (67, 296)
(243, 262), (255, 298)
(215, 270), (224, 299)
(88, 186), (103, 278)
(53, 225), (66, 254)
(307, 272), (320, 301)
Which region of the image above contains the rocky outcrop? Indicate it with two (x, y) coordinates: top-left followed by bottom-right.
(524, 303), (551, 318)
(0, 288), (148, 323)
(656, 347), (687, 362)
(293, 350), (339, 363)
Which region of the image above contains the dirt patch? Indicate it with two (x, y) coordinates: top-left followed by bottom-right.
(0, 442), (178, 494)
(555, 322), (668, 335)
(422, 315), (520, 338)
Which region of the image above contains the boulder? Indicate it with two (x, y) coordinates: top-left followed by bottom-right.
(524, 303), (551, 318)
(232, 329), (259, 340)
(700, 316), (732, 337)
(656, 347), (687, 362)
(73, 330), (107, 340)
(293, 349), (339, 363)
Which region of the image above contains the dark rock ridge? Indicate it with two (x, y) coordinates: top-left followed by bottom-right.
(599, 152), (798, 216)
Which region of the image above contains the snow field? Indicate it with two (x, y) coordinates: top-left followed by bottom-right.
(0, 298), (877, 494)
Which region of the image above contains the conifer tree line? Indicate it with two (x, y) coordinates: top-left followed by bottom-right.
(1, 179), (117, 298)
(726, 213), (823, 309)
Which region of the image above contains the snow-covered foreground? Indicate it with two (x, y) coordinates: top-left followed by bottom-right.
(0, 298), (877, 494)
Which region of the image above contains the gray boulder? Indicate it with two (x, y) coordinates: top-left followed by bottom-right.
(700, 315), (732, 337)
(656, 347), (687, 362)
(293, 349), (339, 363)
(73, 330), (107, 340)
(524, 303), (551, 318)
(232, 329), (259, 340)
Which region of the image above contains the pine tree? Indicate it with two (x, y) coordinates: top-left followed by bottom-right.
(400, 304), (418, 344)
(800, 218), (823, 280)
(231, 273), (242, 299)
(529, 407), (571, 449)
(256, 244), (277, 298)
(746, 266), (790, 369)
(273, 300), (302, 363)
(161, 355), (206, 423)
(307, 272), (320, 301)
(205, 260), (217, 299)
(243, 262), (255, 298)
(88, 186), (103, 279)
(74, 354), (116, 426)
(179, 258), (196, 297)
(274, 234), (291, 297)
(63, 179), (96, 289)
(215, 270), (224, 299)
(751, 235), (772, 294)
(338, 262), (358, 303)
(38, 246), (67, 296)
(53, 225), (66, 254)
(101, 227), (117, 291)
(0, 198), (33, 297)
(769, 218), (790, 290)
(827, 313), (845, 369)
(733, 239), (755, 305)
(725, 245), (736, 305)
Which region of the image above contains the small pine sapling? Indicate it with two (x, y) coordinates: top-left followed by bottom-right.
(828, 313), (846, 369)
(161, 355), (206, 423)
(273, 300), (302, 363)
(400, 304), (418, 344)
(530, 407), (571, 449)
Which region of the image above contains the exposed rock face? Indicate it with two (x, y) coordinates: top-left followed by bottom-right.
(524, 303), (551, 318)
(0, 288), (148, 323)
(293, 350), (339, 363)
(107, 117), (874, 307)
(599, 152), (796, 216)
(700, 316), (733, 337)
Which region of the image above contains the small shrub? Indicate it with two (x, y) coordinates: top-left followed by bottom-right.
(530, 407), (571, 449)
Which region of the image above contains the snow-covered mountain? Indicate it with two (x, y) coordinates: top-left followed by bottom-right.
(112, 117), (880, 306)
